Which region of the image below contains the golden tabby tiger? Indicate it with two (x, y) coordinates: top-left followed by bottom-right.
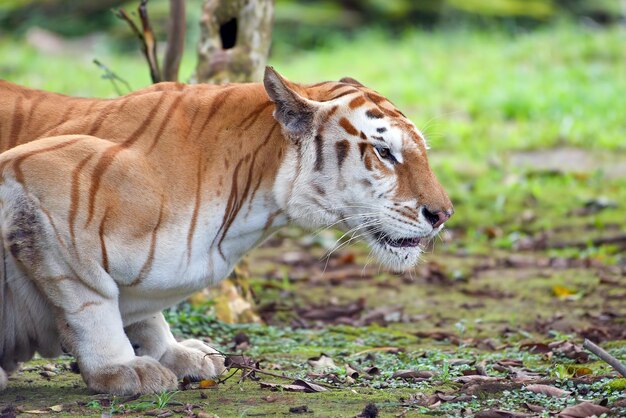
(0, 67), (452, 395)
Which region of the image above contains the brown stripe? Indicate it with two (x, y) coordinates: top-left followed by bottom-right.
(364, 154), (373, 171)
(328, 83), (347, 92)
(330, 89), (359, 101)
(214, 124), (278, 258)
(366, 109), (384, 119)
(339, 117), (358, 136)
(130, 197), (166, 286)
(41, 102), (76, 138)
(85, 95), (166, 226)
(366, 93), (386, 104)
(8, 95), (25, 148)
(69, 153), (93, 248)
(314, 134), (324, 171)
(12, 137), (83, 183)
(197, 87), (236, 135)
(147, 93), (185, 153)
(87, 100), (125, 136)
(358, 142), (368, 159)
(313, 184), (326, 196)
(186, 157), (203, 262)
(99, 206), (111, 273)
(239, 101), (273, 130)
(349, 96), (366, 109)
(335, 140), (350, 168)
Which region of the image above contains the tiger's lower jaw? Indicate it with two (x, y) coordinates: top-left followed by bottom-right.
(368, 236), (424, 272)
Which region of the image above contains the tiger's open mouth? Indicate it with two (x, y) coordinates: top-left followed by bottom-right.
(370, 230), (422, 248)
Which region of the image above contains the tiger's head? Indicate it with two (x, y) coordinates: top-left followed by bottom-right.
(265, 67), (453, 271)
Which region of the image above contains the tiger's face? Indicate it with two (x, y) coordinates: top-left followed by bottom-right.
(265, 68), (453, 271)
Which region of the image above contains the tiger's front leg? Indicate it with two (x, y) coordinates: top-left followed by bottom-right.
(125, 313), (226, 381)
(1, 183), (178, 396)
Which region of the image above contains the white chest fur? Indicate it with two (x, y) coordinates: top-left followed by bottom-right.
(116, 194), (286, 324)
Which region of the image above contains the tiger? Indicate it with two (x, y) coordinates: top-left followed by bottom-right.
(0, 67), (453, 395)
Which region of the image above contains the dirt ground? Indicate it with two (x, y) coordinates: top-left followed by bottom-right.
(1, 222), (625, 417)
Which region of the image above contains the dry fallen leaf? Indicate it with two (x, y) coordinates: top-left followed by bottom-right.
(455, 375), (499, 383)
(198, 379), (218, 389)
(552, 285), (579, 299)
(49, 405), (63, 412)
(307, 354), (336, 370)
(392, 370), (434, 380)
(558, 401), (609, 418)
(525, 384), (571, 398)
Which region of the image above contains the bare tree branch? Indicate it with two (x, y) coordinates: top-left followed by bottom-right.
(138, 0), (161, 83)
(114, 1), (162, 83)
(163, 0), (186, 81)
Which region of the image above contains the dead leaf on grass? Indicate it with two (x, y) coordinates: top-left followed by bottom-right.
(558, 401), (609, 418)
(525, 384), (571, 397)
(549, 341), (590, 363)
(345, 364), (360, 379)
(392, 370), (434, 380)
(520, 342), (551, 354)
(455, 375), (500, 383)
(198, 379), (218, 389)
(307, 354), (336, 370)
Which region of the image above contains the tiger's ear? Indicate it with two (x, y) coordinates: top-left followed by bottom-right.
(264, 66), (316, 137)
(339, 76), (364, 87)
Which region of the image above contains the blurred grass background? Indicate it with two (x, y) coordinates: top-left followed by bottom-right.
(0, 0), (624, 259)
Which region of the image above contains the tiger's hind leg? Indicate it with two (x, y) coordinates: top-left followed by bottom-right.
(0, 181), (177, 396)
(125, 313), (226, 381)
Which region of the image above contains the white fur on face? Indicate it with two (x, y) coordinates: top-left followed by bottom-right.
(275, 97), (441, 272)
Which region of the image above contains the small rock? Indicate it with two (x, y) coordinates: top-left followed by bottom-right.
(40, 371), (56, 378)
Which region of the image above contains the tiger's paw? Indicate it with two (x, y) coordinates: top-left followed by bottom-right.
(159, 339), (226, 381)
(84, 356), (178, 396)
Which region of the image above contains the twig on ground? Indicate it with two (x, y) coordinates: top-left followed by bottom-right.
(93, 59), (132, 94)
(583, 339), (626, 377)
(204, 352), (336, 389)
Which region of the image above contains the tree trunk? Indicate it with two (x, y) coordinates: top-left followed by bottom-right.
(195, 0), (274, 83)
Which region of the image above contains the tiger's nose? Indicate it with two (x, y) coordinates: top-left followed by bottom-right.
(422, 207), (452, 228)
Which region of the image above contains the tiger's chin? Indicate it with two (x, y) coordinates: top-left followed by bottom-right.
(366, 231), (424, 272)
